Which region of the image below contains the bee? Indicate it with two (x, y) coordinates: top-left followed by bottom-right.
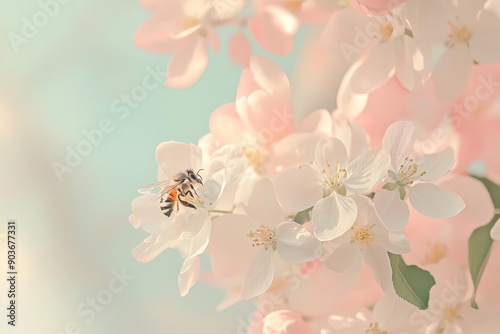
(138, 169), (204, 217)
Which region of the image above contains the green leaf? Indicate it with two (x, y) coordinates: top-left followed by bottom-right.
(388, 253), (436, 310)
(468, 176), (500, 309)
(468, 217), (497, 309)
(471, 176), (500, 207)
(293, 208), (312, 225)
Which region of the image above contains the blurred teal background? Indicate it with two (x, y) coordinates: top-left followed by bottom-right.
(0, 1), (312, 333)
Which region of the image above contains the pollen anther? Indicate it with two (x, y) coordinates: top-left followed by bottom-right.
(248, 225), (276, 250)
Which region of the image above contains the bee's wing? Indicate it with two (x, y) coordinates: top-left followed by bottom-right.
(138, 180), (181, 194)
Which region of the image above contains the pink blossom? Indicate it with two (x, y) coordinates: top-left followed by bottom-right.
(135, 0), (241, 88)
(356, 77), (448, 147)
(249, 0), (333, 55)
(209, 56), (297, 177)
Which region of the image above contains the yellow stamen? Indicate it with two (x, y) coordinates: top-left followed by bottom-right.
(284, 0), (303, 12)
(446, 22), (472, 47)
(379, 21), (394, 42)
(351, 224), (375, 245)
(442, 305), (461, 324)
(422, 242), (447, 265)
(366, 321), (388, 334)
(396, 157), (426, 185)
(248, 225), (276, 250)
(179, 16), (200, 30)
(312, 160), (348, 194)
(242, 145), (268, 175)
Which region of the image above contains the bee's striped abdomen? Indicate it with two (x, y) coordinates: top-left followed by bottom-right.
(160, 188), (178, 217)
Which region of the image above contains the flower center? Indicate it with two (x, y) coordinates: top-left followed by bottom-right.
(267, 276), (290, 295)
(284, 0), (303, 12)
(446, 22), (473, 47)
(309, 160), (348, 196)
(248, 225), (276, 250)
(378, 21), (394, 42)
(392, 157), (426, 186)
(441, 305), (461, 324)
(242, 145), (268, 175)
(179, 16), (200, 31)
(366, 322), (388, 334)
(351, 223), (375, 245)
(422, 242), (447, 265)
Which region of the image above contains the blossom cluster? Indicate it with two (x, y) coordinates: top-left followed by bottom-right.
(130, 0), (500, 333)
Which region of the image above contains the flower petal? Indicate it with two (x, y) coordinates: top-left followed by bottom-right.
(132, 234), (160, 262)
(490, 218), (500, 241)
(382, 121), (415, 171)
(337, 60), (369, 119)
(470, 10), (500, 64)
(166, 35), (208, 88)
(174, 212), (212, 259)
(349, 42), (395, 94)
(130, 193), (171, 228)
(312, 192), (357, 241)
(273, 133), (323, 169)
(296, 109), (332, 136)
(228, 32), (251, 67)
(331, 111), (369, 158)
(345, 148), (391, 193)
(394, 35), (431, 91)
(374, 189), (409, 232)
(248, 6), (298, 56)
(276, 222), (322, 263)
(242, 249), (275, 299)
(417, 147), (455, 181)
(440, 175), (494, 225)
(208, 214), (258, 277)
(242, 90), (294, 141)
(263, 310), (312, 334)
(314, 137), (348, 171)
(134, 10), (179, 53)
(323, 241), (361, 272)
(274, 166), (323, 214)
(208, 144), (248, 184)
(155, 141), (202, 180)
(245, 178), (285, 229)
(409, 183), (465, 219)
(178, 255), (200, 296)
(249, 55), (290, 98)
(432, 43), (472, 101)
(209, 103), (248, 145)
(404, 0), (448, 43)
(361, 245), (391, 291)
(381, 230), (410, 254)
(137, 210), (210, 263)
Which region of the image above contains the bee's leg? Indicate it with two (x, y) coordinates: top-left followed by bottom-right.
(190, 184), (199, 197)
(179, 196), (197, 210)
(184, 189), (195, 198)
(176, 199), (180, 212)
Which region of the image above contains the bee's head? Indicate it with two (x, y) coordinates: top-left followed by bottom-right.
(188, 169), (204, 185)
